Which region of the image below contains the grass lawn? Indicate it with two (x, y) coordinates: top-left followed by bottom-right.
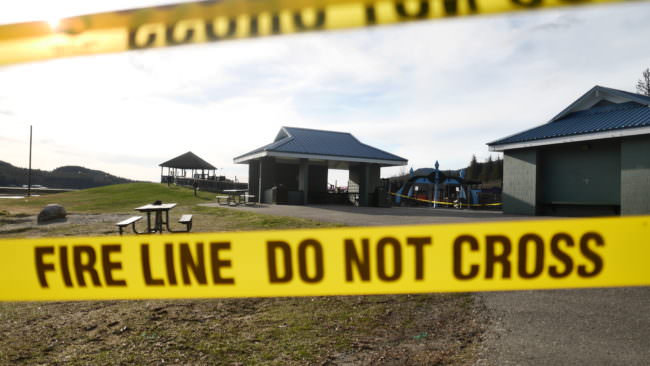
(0, 183), (485, 365)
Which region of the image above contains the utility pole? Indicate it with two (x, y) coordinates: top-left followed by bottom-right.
(27, 125), (32, 197)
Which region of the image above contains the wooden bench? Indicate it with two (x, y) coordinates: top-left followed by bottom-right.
(241, 194), (256, 206)
(178, 214), (193, 232)
(116, 216), (142, 235)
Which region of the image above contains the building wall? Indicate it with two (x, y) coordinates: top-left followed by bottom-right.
(275, 163), (299, 191)
(261, 158), (276, 194)
(250, 157), (277, 203)
(503, 136), (650, 216)
(368, 164), (381, 195)
(540, 140), (620, 205)
(348, 163), (381, 206)
(308, 165), (328, 193)
(621, 135), (650, 215)
(248, 161), (259, 199)
(503, 149), (538, 215)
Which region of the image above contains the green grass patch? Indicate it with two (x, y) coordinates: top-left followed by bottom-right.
(0, 183), (213, 214)
(0, 183), (341, 238)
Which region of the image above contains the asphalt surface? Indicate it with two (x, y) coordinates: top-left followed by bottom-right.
(477, 288), (650, 366)
(205, 203), (531, 226)
(206, 203), (650, 365)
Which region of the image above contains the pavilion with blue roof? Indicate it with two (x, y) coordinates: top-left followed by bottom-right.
(488, 85), (650, 216)
(234, 127), (407, 206)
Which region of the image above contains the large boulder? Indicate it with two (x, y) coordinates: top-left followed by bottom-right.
(37, 204), (67, 223)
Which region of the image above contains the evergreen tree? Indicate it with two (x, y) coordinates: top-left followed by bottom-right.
(479, 156), (493, 182)
(467, 155), (479, 180)
(490, 156), (502, 181)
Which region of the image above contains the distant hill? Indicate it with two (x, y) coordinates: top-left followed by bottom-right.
(0, 161), (134, 189)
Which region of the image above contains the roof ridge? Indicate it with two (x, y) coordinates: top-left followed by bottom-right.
(558, 101), (645, 120)
(283, 126), (353, 135)
(549, 85), (650, 123)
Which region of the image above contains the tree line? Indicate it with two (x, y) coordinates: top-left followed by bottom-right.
(464, 155), (503, 184)
(0, 161), (133, 189)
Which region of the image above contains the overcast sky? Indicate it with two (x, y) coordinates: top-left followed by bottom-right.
(1, 1), (650, 184)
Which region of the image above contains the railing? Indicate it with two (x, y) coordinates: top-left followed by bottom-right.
(162, 177), (247, 193)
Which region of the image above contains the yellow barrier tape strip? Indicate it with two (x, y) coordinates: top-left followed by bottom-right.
(389, 192), (502, 207)
(1, 215), (648, 301)
(0, 0), (632, 66)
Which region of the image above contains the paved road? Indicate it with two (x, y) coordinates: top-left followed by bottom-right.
(476, 288), (650, 366)
(206, 204), (650, 365)
(203, 203), (531, 226)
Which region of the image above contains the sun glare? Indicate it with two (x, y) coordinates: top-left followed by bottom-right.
(47, 18), (60, 30)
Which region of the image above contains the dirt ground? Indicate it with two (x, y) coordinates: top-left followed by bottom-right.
(0, 294), (487, 365)
(0, 209), (488, 365)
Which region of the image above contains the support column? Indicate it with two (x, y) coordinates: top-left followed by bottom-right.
(360, 164), (370, 206)
(503, 149), (538, 215)
(258, 159), (263, 203)
(298, 159), (309, 205)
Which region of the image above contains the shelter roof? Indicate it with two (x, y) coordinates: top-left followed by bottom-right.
(234, 127), (407, 166)
(159, 151), (216, 169)
(488, 86), (650, 151)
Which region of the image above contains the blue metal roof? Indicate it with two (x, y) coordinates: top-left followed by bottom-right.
(489, 86), (650, 147)
(235, 127), (407, 163)
(597, 86), (650, 104)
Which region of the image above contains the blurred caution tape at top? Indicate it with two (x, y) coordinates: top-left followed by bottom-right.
(0, 215), (648, 301)
(0, 0), (632, 65)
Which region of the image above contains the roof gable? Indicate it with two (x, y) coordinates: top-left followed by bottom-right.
(549, 85), (650, 122)
(159, 151), (216, 169)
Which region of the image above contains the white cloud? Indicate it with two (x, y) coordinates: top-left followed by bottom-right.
(1, 1), (650, 183)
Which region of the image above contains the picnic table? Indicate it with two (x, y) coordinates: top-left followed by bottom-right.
(221, 189), (250, 205)
(116, 202), (193, 235)
(134, 203), (177, 233)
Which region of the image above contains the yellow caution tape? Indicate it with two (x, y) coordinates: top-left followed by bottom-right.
(389, 192), (502, 207)
(1, 215), (648, 301)
(0, 0), (630, 66)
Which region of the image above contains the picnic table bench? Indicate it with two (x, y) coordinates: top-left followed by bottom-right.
(216, 195), (230, 205)
(116, 216), (142, 235)
(241, 194), (256, 206)
(178, 214), (193, 231)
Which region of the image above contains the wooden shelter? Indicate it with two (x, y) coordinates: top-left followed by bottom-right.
(159, 151), (217, 183)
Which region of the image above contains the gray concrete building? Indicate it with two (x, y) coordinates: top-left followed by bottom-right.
(234, 127), (407, 206)
(488, 86), (650, 216)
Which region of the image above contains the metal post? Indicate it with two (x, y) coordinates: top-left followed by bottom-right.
(258, 159), (262, 203)
(433, 160), (440, 208)
(27, 125), (32, 197)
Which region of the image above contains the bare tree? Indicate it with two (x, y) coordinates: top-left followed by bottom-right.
(637, 68), (650, 96)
